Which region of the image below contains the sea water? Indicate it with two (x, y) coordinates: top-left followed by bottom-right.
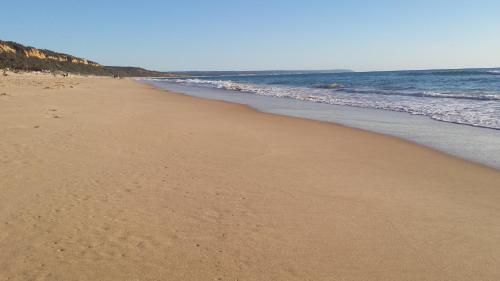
(142, 69), (500, 169)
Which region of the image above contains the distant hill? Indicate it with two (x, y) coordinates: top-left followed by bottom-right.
(0, 40), (176, 77)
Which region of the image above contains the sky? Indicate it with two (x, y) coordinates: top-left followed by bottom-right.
(1, 0), (500, 72)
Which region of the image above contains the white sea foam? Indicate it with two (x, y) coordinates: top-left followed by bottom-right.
(153, 78), (500, 130)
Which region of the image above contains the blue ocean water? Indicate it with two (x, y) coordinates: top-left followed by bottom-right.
(142, 68), (500, 169)
(160, 68), (500, 130)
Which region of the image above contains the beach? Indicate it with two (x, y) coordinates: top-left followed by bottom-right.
(1, 73), (500, 280)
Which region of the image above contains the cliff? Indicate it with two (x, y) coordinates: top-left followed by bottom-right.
(0, 40), (176, 77)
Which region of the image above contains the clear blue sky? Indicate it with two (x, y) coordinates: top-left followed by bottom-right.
(1, 0), (499, 71)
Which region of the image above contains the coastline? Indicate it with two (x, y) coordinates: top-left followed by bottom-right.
(1, 73), (500, 280)
(145, 79), (500, 170)
(143, 81), (500, 172)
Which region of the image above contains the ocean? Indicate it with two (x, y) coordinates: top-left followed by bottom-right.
(142, 68), (500, 169)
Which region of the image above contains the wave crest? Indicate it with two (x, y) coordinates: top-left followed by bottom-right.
(155, 78), (500, 130)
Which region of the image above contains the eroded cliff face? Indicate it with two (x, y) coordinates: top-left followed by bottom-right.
(0, 43), (16, 54)
(23, 48), (47, 59)
(71, 58), (96, 66)
(0, 42), (100, 67)
(47, 55), (68, 62)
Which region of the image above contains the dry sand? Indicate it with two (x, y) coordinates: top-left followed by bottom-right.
(1, 72), (500, 281)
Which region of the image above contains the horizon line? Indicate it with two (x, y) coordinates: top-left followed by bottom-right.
(158, 66), (500, 74)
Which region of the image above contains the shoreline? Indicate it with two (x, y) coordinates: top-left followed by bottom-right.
(1, 73), (500, 280)
(142, 81), (499, 172)
(145, 79), (500, 170)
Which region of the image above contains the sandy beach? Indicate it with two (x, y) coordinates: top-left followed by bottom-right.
(1, 73), (500, 280)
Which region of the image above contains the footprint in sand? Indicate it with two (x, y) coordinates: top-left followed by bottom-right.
(46, 109), (62, 118)
(0, 93), (8, 96)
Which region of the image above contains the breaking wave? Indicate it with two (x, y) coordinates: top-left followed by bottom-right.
(152, 78), (500, 130)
